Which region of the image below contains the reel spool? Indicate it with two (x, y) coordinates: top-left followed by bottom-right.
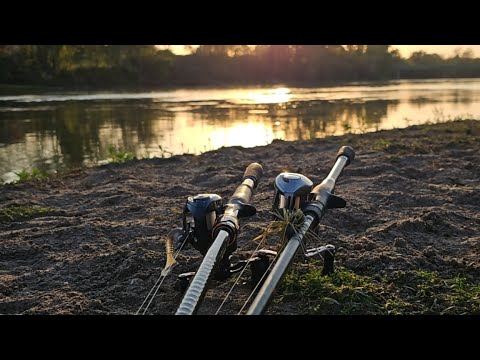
(272, 173), (313, 210)
(182, 194), (223, 255)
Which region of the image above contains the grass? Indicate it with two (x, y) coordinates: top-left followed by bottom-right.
(341, 119), (480, 158)
(158, 145), (174, 158)
(342, 122), (352, 133)
(13, 168), (49, 183)
(278, 264), (480, 315)
(108, 144), (174, 161)
(255, 208), (479, 315)
(0, 205), (54, 223)
(107, 145), (135, 163)
(372, 138), (392, 151)
(4, 144), (169, 183)
(253, 209), (309, 246)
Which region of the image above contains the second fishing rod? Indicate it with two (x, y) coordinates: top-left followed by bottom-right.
(246, 145), (355, 315)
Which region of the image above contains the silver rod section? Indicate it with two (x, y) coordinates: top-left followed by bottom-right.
(328, 155), (348, 183)
(246, 215), (315, 315)
(176, 230), (230, 315)
(314, 155), (349, 196)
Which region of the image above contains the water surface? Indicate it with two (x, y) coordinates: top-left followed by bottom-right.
(1, 78), (479, 181)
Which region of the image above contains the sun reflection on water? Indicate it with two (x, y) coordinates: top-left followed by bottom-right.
(242, 87), (292, 104)
(2, 80), (480, 179)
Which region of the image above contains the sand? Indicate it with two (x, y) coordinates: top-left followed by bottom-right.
(1, 120), (479, 315)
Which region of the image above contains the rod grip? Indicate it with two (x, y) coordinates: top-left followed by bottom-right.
(242, 162), (263, 189)
(231, 163), (263, 205)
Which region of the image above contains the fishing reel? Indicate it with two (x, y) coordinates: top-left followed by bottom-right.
(271, 172), (313, 237)
(271, 171), (336, 275)
(176, 192), (274, 288)
(273, 172), (313, 210)
(182, 194), (224, 255)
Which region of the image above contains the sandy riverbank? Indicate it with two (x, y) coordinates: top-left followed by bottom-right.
(1, 120), (479, 314)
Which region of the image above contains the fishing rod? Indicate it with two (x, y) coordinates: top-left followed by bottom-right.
(137, 162), (268, 315)
(246, 145), (355, 315)
(175, 162), (264, 315)
(138, 146), (353, 315)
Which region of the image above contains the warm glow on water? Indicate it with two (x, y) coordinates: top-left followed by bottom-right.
(1, 78), (480, 180)
(146, 115), (281, 155)
(243, 88), (292, 104)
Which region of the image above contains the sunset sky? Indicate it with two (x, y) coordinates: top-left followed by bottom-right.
(160, 45), (480, 58)
(394, 45), (480, 57)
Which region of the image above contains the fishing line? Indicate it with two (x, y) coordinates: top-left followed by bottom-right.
(214, 237), (264, 315)
(236, 241), (286, 315)
(236, 223), (294, 315)
(136, 235), (188, 315)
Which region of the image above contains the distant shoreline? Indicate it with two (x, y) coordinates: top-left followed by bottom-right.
(3, 76), (480, 94)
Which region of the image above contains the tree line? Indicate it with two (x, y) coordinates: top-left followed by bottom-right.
(1, 45), (479, 88)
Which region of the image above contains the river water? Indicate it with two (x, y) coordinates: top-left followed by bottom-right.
(1, 78), (479, 181)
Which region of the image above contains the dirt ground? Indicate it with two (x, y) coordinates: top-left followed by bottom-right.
(1, 120), (479, 315)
